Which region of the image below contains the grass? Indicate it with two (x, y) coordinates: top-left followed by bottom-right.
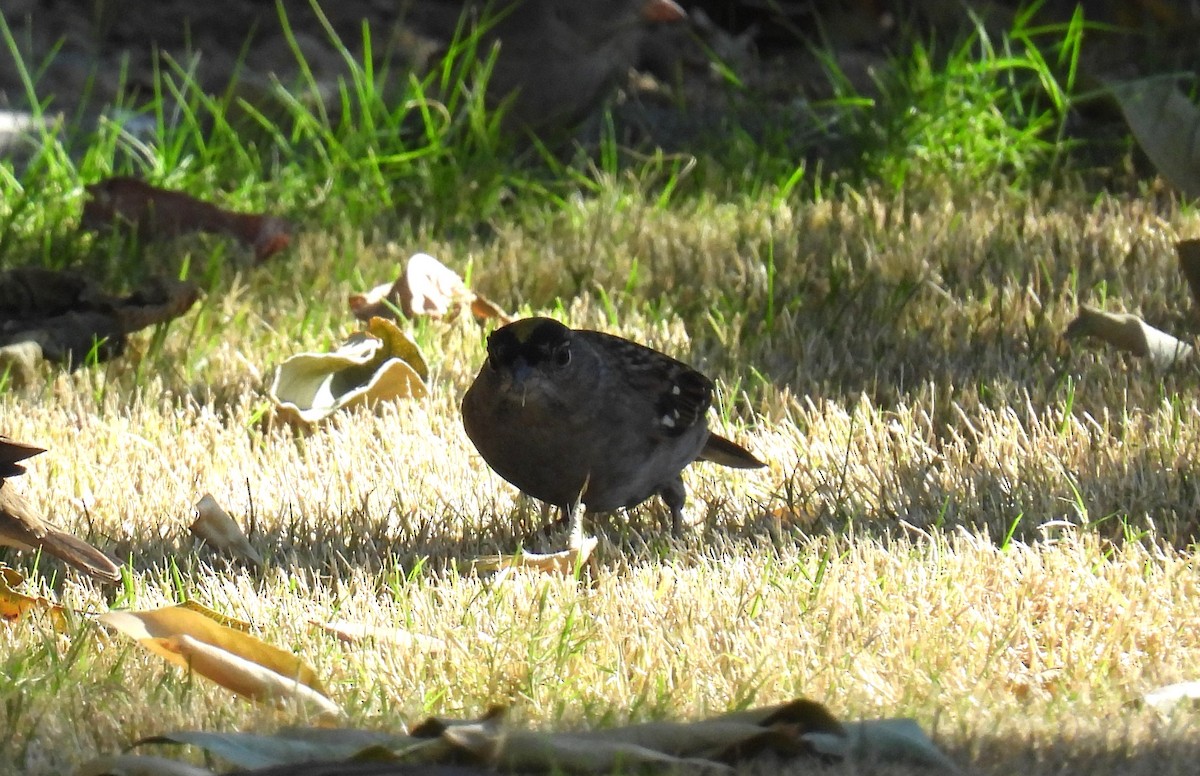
(4, 2), (1200, 773)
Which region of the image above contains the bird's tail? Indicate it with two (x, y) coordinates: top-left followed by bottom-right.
(699, 432), (766, 469)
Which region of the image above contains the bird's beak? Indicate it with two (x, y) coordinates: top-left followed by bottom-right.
(509, 357), (533, 388)
(640, 0), (687, 24)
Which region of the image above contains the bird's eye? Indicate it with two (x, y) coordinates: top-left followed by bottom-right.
(554, 344), (571, 367)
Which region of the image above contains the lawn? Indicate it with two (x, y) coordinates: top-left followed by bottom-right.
(3, 4), (1200, 774)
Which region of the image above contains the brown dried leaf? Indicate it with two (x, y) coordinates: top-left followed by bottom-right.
(110, 277), (203, 333)
(82, 177), (292, 261)
(347, 281), (399, 321)
(190, 494), (263, 566)
(0, 267), (201, 368)
(470, 294), (514, 324)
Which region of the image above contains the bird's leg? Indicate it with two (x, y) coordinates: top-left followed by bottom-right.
(660, 476), (688, 536)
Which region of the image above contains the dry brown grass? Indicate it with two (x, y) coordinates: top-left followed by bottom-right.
(4, 180), (1200, 774)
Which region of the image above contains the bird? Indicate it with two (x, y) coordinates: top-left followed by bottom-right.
(403, 0), (687, 133)
(461, 317), (764, 543)
(0, 437), (122, 582)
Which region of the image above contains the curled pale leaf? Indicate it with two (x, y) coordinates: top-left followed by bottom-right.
(270, 317), (428, 425)
(469, 536), (598, 577)
(1065, 305), (1193, 367)
(401, 252), (473, 318)
(349, 253), (512, 324)
(98, 606), (340, 717)
(1142, 680), (1200, 712)
(190, 494), (263, 566)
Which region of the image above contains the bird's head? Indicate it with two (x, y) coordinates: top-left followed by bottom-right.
(484, 317), (578, 399)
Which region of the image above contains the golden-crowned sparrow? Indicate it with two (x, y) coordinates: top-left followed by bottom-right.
(0, 437), (121, 582)
(405, 0), (687, 133)
(462, 317), (764, 539)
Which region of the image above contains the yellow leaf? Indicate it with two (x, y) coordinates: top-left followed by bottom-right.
(0, 568), (67, 629)
(177, 600), (253, 632)
(98, 606), (340, 718)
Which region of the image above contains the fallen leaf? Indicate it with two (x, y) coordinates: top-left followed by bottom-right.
(177, 600), (254, 633)
(1064, 305), (1193, 367)
(0, 442), (122, 582)
(347, 281), (398, 321)
(349, 253), (512, 324)
(1141, 680), (1200, 712)
(190, 494), (263, 566)
(87, 699), (940, 774)
(399, 252), (473, 318)
(270, 317), (428, 425)
(469, 536), (598, 577)
(133, 729), (418, 771)
(440, 719), (733, 774)
(0, 267), (201, 368)
(73, 753), (216, 775)
(0, 567), (67, 628)
(804, 718), (960, 773)
(98, 605), (340, 718)
(82, 176), (292, 261)
(468, 294), (511, 323)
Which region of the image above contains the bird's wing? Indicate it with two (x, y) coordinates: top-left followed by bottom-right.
(585, 331), (713, 438)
